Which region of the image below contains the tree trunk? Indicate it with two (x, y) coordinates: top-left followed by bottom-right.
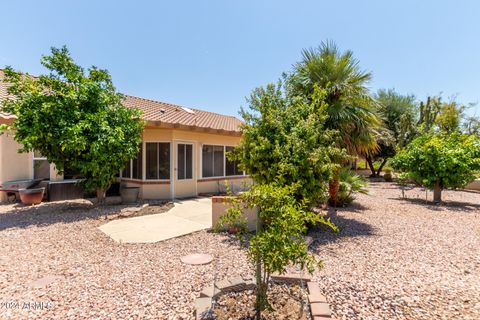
(328, 178), (340, 208)
(433, 181), (442, 204)
(366, 156), (376, 177)
(376, 158), (388, 176)
(96, 187), (106, 205)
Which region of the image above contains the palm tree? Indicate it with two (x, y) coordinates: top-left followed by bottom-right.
(288, 41), (381, 205)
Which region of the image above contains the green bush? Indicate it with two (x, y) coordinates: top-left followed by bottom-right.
(392, 132), (480, 202)
(333, 169), (369, 207)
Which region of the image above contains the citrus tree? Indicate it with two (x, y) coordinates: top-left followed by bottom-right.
(391, 132), (480, 203)
(0, 46), (144, 202)
(232, 83), (341, 318)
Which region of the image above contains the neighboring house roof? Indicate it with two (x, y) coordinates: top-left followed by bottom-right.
(0, 70), (242, 134)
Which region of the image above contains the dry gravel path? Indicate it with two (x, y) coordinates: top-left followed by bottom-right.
(310, 183), (480, 320)
(0, 183), (479, 319)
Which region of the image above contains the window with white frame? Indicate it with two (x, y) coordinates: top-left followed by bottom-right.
(146, 142), (170, 180)
(202, 145), (244, 178)
(33, 150), (50, 180)
(202, 145), (224, 178)
(122, 144), (143, 179)
(225, 146), (242, 176)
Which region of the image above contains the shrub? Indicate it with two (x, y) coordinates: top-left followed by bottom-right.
(332, 169), (368, 207)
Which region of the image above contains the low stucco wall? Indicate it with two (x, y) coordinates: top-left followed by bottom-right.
(120, 180), (172, 200)
(212, 196), (257, 231)
(198, 177), (251, 195)
(465, 179), (480, 191)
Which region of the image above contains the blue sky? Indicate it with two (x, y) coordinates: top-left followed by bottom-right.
(1, 0), (479, 118)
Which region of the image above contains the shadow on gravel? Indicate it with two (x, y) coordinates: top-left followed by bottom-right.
(389, 197), (480, 212)
(336, 202), (369, 213)
(0, 202), (121, 231)
(309, 209), (375, 248)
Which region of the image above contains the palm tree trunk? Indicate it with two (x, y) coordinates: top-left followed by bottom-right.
(328, 178), (340, 208)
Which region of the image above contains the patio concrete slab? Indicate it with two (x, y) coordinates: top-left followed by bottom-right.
(98, 197), (212, 243)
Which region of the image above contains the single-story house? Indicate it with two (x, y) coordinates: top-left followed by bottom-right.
(0, 70), (250, 202)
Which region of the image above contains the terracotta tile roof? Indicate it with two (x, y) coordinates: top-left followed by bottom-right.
(123, 95), (242, 134)
(0, 70), (242, 134)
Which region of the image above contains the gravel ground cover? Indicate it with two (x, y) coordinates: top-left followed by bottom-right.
(0, 200), (251, 319)
(0, 183), (479, 319)
(310, 182), (480, 320)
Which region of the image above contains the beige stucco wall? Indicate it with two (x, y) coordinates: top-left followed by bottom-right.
(197, 177), (251, 195)
(211, 196), (258, 231)
(465, 179), (480, 191)
(123, 126), (251, 200)
(1, 125), (249, 202)
(121, 180), (171, 200)
(0, 131), (33, 201)
(0, 131), (62, 202)
(0, 131), (33, 182)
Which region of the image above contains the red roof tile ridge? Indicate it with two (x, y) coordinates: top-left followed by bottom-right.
(124, 93), (240, 120)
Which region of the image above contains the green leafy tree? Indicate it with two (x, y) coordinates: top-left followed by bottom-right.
(366, 89), (418, 176)
(287, 40), (380, 203)
(233, 83), (340, 318)
(435, 101), (464, 133)
(391, 132), (480, 203)
(0, 46), (144, 202)
(239, 82), (345, 207)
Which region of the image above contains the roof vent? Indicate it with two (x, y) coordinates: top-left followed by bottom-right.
(181, 107), (195, 114)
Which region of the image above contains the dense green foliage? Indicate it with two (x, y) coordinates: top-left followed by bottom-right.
(286, 41), (380, 204)
(233, 82), (340, 317)
(238, 83), (345, 207)
(366, 89), (418, 176)
(287, 41), (381, 156)
(435, 101), (464, 133)
(242, 183), (336, 313)
(376, 89), (418, 147)
(417, 96), (464, 134)
(335, 169), (369, 207)
(0, 47), (144, 199)
(391, 132), (480, 202)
